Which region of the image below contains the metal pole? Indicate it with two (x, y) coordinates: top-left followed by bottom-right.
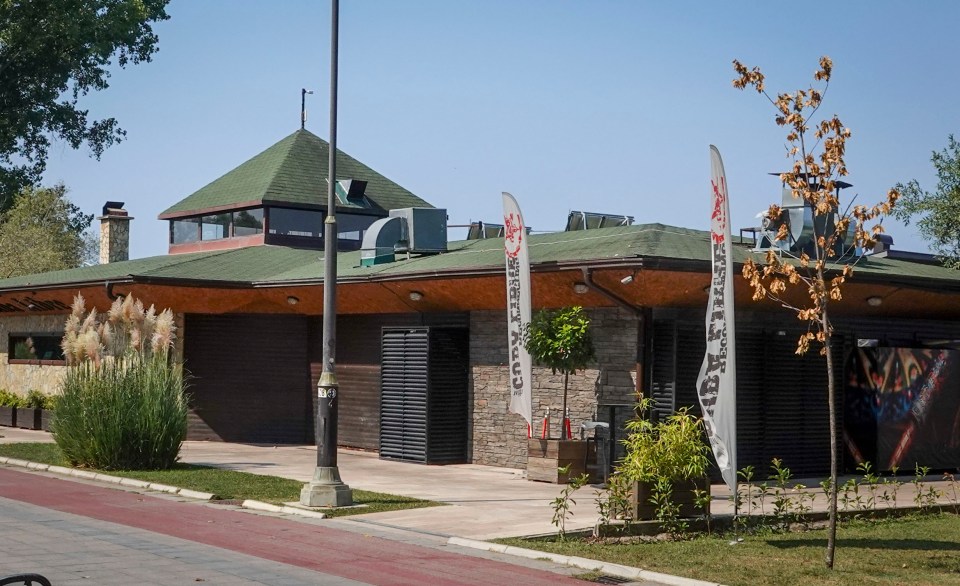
(301, 88), (314, 130)
(301, 0), (351, 508)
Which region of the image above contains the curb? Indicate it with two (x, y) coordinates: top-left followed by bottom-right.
(0, 456), (216, 501)
(241, 500), (327, 520)
(447, 536), (723, 586)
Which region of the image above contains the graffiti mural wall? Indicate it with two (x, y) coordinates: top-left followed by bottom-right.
(844, 347), (960, 472)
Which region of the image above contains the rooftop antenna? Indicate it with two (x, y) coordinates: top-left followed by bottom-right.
(301, 88), (314, 129)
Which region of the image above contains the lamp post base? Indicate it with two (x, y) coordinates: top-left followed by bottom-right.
(299, 466), (353, 507)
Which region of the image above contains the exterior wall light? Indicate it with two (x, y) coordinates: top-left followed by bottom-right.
(287, 296), (300, 305)
(409, 291), (424, 301)
(573, 282), (589, 295)
(866, 296), (883, 307)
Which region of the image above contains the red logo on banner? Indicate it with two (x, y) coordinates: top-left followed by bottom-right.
(504, 213), (524, 258)
(710, 177), (727, 244)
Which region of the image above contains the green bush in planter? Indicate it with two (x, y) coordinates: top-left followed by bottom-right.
(24, 389), (54, 410)
(617, 398), (712, 520)
(0, 389), (25, 407)
(54, 294), (188, 470)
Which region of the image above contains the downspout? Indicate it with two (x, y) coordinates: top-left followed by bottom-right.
(580, 266), (652, 469)
(579, 266), (650, 402)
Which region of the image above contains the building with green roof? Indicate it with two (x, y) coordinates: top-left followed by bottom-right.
(158, 129), (432, 255)
(2, 133), (960, 479)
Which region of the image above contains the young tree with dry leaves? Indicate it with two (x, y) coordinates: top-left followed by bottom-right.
(733, 56), (899, 569)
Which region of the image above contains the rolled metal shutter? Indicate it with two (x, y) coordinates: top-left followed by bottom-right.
(380, 328), (429, 462)
(379, 327), (469, 464)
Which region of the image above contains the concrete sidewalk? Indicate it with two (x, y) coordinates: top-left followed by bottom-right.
(182, 439), (604, 539)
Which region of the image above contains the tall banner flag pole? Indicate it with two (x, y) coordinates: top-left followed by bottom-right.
(503, 192), (533, 431)
(697, 146), (738, 493)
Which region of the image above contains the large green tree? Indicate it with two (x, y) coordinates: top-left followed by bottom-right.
(0, 184), (94, 278)
(893, 135), (960, 268)
(0, 0), (170, 208)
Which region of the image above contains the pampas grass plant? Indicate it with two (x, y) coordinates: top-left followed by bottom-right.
(54, 294), (188, 470)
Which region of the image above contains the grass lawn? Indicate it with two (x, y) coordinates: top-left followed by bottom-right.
(498, 514), (960, 586)
(0, 442), (441, 518)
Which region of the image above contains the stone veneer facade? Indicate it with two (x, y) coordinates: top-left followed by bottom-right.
(0, 312), (187, 398)
(0, 314), (69, 397)
(99, 214), (132, 264)
(469, 307), (640, 469)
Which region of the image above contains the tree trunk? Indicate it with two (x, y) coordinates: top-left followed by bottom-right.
(823, 308), (838, 569)
(562, 371), (569, 439)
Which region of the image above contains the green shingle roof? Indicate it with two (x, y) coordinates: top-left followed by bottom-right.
(159, 129), (432, 218)
(3, 224), (958, 292)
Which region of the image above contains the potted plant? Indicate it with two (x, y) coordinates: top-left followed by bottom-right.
(0, 390), (23, 427)
(618, 398), (712, 520)
(524, 306), (596, 483)
(18, 389), (54, 431)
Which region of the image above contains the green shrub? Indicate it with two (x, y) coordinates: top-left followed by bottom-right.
(618, 398), (711, 483)
(0, 390), (25, 408)
(23, 389), (54, 410)
(53, 294), (188, 470)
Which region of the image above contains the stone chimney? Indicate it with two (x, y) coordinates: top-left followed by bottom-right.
(99, 201), (133, 264)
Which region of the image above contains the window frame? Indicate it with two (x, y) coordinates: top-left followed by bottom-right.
(8, 332), (66, 366)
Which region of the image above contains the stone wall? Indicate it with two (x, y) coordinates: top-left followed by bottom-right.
(469, 307), (640, 469)
(0, 312), (187, 399)
(99, 215), (131, 264)
(0, 314), (69, 397)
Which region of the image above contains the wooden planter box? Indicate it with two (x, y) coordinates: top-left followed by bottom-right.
(527, 439), (594, 483)
(630, 477), (710, 520)
(40, 409), (54, 432)
(17, 408), (42, 430)
(0, 406), (15, 427)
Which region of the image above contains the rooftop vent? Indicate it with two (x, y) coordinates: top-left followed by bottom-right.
(749, 174), (853, 256)
(102, 201), (128, 216)
(871, 234), (894, 254)
(565, 211), (633, 232)
(334, 179), (371, 208)
(361, 207), (447, 266)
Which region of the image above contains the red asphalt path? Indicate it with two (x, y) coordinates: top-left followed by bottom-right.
(0, 468), (582, 585)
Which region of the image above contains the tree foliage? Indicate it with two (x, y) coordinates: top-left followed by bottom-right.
(524, 306), (595, 375)
(524, 306), (594, 438)
(893, 135), (960, 268)
(0, 0), (170, 208)
(733, 57), (898, 569)
(0, 184), (94, 278)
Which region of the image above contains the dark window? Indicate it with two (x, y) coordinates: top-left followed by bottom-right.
(338, 213), (378, 242)
(171, 217), (200, 244)
(201, 213), (231, 240)
(9, 334), (65, 364)
(234, 208), (264, 236)
(269, 208), (323, 238)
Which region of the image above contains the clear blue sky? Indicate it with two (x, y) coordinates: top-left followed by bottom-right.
(40, 0), (960, 259)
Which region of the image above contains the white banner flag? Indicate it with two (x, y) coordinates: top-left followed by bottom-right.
(503, 192), (532, 429)
(696, 146), (738, 492)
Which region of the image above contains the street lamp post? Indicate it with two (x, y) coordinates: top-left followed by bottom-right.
(300, 0), (352, 508)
